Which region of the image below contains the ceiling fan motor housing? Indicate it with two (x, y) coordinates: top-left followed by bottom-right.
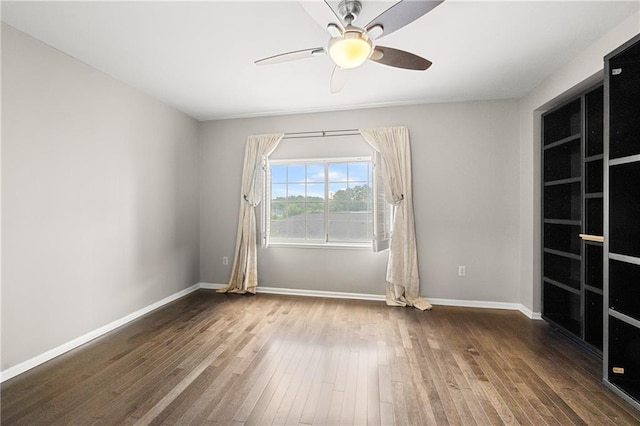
(338, 0), (362, 24)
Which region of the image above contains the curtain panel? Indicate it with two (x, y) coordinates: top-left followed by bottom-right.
(218, 133), (283, 295)
(360, 127), (431, 311)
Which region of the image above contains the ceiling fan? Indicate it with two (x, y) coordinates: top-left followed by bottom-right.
(255, 0), (444, 93)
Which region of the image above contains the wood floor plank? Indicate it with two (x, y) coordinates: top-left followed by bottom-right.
(146, 328), (261, 424)
(193, 335), (283, 425)
(310, 381), (334, 425)
(390, 380), (410, 426)
(237, 339), (297, 425)
(268, 341), (318, 425)
(281, 336), (326, 423)
(259, 338), (308, 425)
(325, 389), (345, 426)
(3, 291), (640, 426)
(366, 337), (381, 426)
(299, 344), (330, 424)
(338, 350), (359, 426)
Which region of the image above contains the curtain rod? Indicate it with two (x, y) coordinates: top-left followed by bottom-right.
(282, 129), (360, 140)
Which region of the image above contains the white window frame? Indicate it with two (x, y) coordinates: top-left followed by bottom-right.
(263, 154), (392, 251)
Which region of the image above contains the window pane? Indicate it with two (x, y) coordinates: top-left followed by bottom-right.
(269, 157), (374, 246)
(271, 202), (287, 220)
(271, 219), (288, 238)
(306, 163), (324, 183)
(306, 183), (324, 201)
(329, 189), (353, 212)
(328, 220), (350, 241)
(349, 213), (372, 241)
(305, 202), (324, 215)
(288, 165), (305, 183)
(306, 221), (324, 239)
(288, 183), (306, 198)
(287, 202), (305, 219)
(271, 165), (287, 183)
(348, 162), (369, 182)
(288, 220), (306, 239)
(329, 182), (347, 195)
(271, 184), (287, 200)
(348, 184), (371, 206)
(328, 163), (348, 182)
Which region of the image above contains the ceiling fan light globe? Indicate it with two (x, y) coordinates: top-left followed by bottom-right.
(328, 32), (372, 69)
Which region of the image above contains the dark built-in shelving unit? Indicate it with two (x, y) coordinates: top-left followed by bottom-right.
(604, 33), (640, 410)
(542, 85), (604, 351)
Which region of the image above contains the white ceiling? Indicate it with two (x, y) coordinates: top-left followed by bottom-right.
(2, 1), (638, 121)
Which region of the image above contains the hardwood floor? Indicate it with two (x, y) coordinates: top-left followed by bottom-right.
(2, 290), (639, 425)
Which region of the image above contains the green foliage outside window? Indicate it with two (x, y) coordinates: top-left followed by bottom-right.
(271, 184), (371, 220)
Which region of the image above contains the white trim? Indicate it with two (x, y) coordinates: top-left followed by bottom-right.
(430, 298), (517, 310)
(1, 282), (543, 382)
(267, 242), (371, 250)
(518, 304), (543, 320)
(260, 286), (386, 302)
(0, 283), (201, 383)
(428, 297), (543, 320)
(200, 283), (543, 319)
(200, 282), (385, 301)
(199, 282), (226, 290)
(265, 157), (374, 248)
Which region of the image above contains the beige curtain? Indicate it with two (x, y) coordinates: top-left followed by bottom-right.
(218, 133), (283, 294)
(360, 127), (432, 311)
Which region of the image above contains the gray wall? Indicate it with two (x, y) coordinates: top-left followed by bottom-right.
(200, 100), (521, 302)
(1, 24), (201, 370)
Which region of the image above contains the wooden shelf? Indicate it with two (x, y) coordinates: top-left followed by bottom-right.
(580, 234), (604, 242)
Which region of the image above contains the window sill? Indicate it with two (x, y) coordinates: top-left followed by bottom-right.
(266, 242), (372, 251)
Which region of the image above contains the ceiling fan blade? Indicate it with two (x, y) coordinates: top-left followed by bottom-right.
(299, 1), (345, 34)
(255, 48), (325, 66)
(330, 66), (349, 93)
(365, 0), (444, 39)
(369, 46), (432, 70)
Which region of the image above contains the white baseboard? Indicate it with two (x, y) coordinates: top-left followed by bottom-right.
(429, 297), (521, 311)
(0, 283), (201, 383)
(262, 285), (387, 302)
(1, 282), (542, 382)
(200, 283), (542, 319)
(428, 298), (542, 320)
(200, 282), (385, 301)
(198, 282), (226, 290)
(517, 304), (543, 320)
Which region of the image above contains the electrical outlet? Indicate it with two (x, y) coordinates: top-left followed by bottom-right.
(222, 256), (229, 265)
(458, 265), (466, 277)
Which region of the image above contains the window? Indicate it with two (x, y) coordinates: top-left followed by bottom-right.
(266, 158), (374, 247)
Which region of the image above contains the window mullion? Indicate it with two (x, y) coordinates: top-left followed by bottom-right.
(304, 164), (307, 241)
(263, 157), (269, 247)
(324, 161), (329, 242)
